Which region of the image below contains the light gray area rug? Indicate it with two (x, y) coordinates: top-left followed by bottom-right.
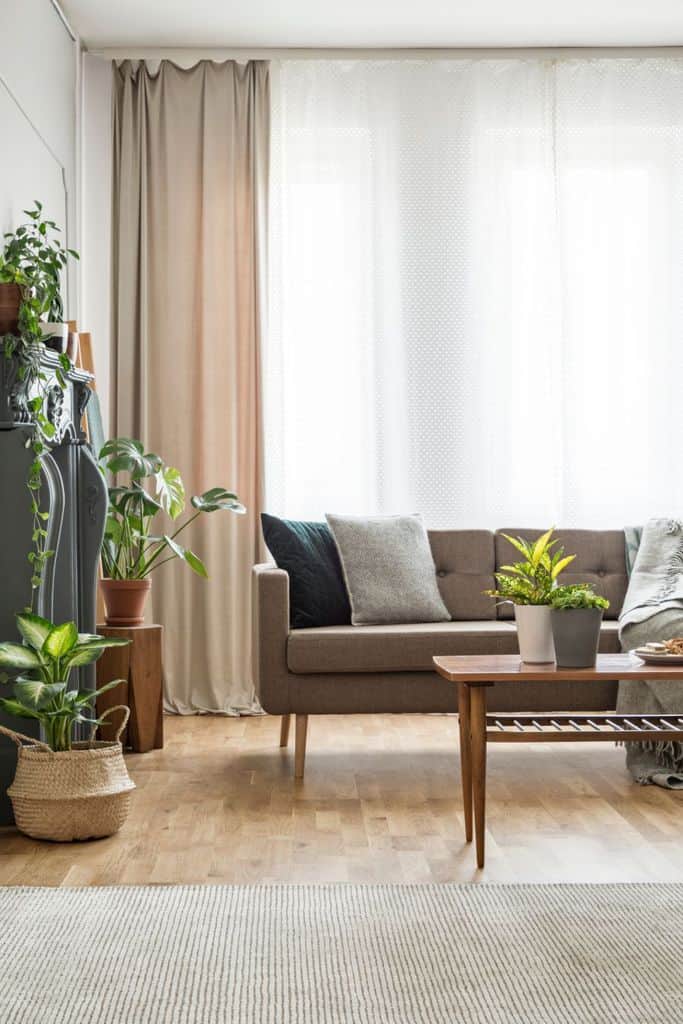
(1, 883), (681, 1023)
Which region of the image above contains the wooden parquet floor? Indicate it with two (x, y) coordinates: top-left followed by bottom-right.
(1, 713), (682, 886)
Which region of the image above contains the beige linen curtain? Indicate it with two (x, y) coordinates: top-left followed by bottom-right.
(112, 60), (268, 713)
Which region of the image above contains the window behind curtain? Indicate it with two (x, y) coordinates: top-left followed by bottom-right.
(266, 59), (683, 527)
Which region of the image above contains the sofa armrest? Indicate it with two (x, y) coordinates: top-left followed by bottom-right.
(252, 562), (291, 715)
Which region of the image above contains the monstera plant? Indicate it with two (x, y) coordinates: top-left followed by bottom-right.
(98, 437), (245, 625)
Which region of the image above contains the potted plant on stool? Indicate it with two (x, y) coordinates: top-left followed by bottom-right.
(0, 612), (133, 841)
(486, 528), (576, 663)
(549, 584), (609, 668)
(99, 437), (245, 626)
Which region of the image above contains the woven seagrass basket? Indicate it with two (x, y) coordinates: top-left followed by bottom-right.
(1, 706), (135, 842)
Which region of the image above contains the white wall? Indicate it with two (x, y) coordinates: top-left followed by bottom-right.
(81, 53), (113, 434)
(0, 0), (79, 312)
(0, 7), (113, 434)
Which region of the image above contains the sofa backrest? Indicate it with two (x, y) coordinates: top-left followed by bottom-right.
(428, 528), (627, 621)
(428, 530), (497, 620)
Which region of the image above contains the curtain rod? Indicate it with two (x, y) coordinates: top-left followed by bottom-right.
(87, 46), (683, 62)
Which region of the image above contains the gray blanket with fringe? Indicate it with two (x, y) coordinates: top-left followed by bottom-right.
(618, 518), (683, 787)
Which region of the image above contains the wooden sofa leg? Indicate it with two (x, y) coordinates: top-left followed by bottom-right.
(279, 714), (291, 747)
(295, 714), (308, 779)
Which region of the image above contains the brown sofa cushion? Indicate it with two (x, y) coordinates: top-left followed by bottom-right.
(288, 619), (621, 675)
(288, 620), (515, 674)
(427, 529), (497, 620)
(495, 529), (627, 620)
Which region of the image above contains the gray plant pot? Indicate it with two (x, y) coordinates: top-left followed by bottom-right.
(550, 608), (604, 668)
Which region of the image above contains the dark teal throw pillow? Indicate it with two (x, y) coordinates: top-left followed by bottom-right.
(261, 513), (352, 629)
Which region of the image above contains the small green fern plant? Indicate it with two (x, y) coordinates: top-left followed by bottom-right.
(549, 584), (609, 611)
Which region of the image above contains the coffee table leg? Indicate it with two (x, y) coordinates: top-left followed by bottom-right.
(457, 682), (473, 843)
(470, 686), (488, 869)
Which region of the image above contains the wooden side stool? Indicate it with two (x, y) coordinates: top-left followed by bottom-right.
(96, 624), (164, 752)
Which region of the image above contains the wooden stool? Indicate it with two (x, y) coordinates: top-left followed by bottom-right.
(96, 624), (164, 752)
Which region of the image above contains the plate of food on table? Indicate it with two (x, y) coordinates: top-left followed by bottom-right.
(632, 638), (683, 665)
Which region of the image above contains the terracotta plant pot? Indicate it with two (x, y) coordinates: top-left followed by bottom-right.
(100, 578), (151, 626)
(0, 283), (22, 335)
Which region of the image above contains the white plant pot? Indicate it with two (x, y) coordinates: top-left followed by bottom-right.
(514, 605), (555, 664)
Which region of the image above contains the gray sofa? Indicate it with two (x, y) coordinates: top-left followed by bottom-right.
(252, 528), (628, 777)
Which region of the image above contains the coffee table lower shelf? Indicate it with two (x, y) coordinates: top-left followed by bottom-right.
(487, 713), (683, 743)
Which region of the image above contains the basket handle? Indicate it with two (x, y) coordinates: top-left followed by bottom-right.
(91, 705), (130, 743)
(0, 723), (52, 753)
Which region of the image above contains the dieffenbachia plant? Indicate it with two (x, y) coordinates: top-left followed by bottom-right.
(0, 612), (129, 751)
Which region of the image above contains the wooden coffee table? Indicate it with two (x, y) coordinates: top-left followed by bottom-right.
(433, 654), (683, 869)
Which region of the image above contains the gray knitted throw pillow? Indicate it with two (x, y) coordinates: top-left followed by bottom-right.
(325, 513), (451, 625)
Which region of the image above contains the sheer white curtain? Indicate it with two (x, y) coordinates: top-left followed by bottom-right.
(266, 59), (683, 528)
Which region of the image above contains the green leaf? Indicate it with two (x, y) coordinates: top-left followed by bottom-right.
(13, 679), (65, 709)
(108, 485), (138, 505)
(43, 621), (78, 659)
(63, 636), (128, 670)
(15, 612), (52, 651)
(0, 698), (42, 722)
(163, 534), (186, 561)
(161, 535), (208, 578)
(0, 643), (44, 670)
(41, 708), (92, 726)
(184, 550), (208, 578)
(190, 487), (246, 514)
(530, 528), (553, 566)
(100, 437), (161, 479)
(104, 515), (123, 544)
(106, 455), (140, 475)
(75, 636), (130, 650)
(550, 554), (576, 580)
(77, 678), (126, 705)
(62, 646), (105, 669)
(132, 484), (162, 517)
(501, 534), (532, 560)
(498, 565), (531, 579)
(155, 465), (185, 519)
(100, 437), (143, 458)
(55, 690), (80, 710)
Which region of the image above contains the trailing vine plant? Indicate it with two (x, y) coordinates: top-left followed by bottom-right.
(0, 203), (79, 611)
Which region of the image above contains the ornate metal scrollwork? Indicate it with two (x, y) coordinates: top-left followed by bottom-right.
(4, 358), (31, 424)
(76, 382), (92, 422)
(45, 381), (66, 440)
(85, 482), (100, 525)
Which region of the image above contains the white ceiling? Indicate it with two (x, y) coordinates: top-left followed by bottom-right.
(63, 0), (683, 51)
